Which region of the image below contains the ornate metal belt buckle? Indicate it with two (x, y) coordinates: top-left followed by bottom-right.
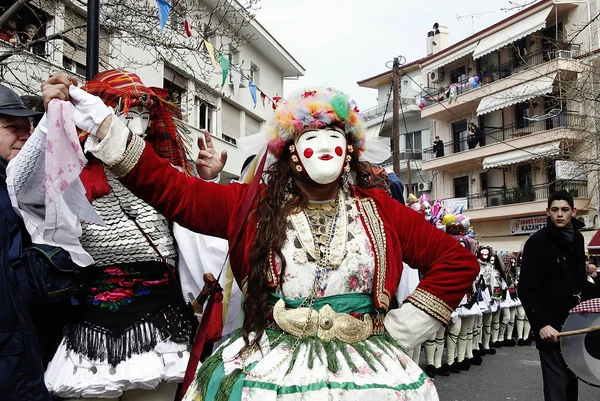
(273, 299), (373, 343)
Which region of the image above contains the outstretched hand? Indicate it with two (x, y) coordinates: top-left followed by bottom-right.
(196, 130), (227, 181)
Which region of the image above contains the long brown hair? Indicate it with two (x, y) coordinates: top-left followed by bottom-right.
(241, 142), (389, 350)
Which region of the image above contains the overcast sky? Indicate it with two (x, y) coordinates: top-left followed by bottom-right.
(255, 0), (535, 109)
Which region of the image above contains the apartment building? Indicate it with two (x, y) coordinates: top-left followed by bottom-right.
(357, 57), (435, 196)
(0, 0), (304, 180)
(419, 0), (599, 252)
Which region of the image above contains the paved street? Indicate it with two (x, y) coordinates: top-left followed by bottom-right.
(420, 344), (600, 401)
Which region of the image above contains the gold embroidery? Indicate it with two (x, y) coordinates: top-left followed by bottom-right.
(406, 287), (454, 325)
(357, 198), (389, 310)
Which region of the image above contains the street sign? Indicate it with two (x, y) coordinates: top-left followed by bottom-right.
(509, 216), (546, 235)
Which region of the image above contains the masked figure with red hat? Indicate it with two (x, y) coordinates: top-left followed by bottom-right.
(42, 78), (479, 401)
(11, 70), (229, 400)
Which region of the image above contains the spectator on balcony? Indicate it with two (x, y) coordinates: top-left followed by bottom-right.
(432, 136), (444, 157)
(20, 24), (45, 57)
(467, 123), (484, 149)
(0, 20), (20, 44)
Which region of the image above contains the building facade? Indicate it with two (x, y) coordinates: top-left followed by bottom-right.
(419, 0), (600, 252)
(0, 0), (304, 180)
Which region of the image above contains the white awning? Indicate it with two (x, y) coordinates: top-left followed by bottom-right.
(473, 6), (554, 59)
(423, 42), (479, 73)
(476, 73), (557, 116)
(482, 140), (562, 169)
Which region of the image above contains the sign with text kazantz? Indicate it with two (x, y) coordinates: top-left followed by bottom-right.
(510, 216), (547, 235)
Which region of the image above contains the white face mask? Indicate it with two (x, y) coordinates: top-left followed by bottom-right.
(117, 107), (150, 137)
(295, 127), (347, 185)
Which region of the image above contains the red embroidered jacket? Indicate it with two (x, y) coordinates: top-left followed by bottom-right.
(122, 146), (479, 324)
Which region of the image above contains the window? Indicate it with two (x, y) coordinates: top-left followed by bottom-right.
(517, 164), (532, 188)
(515, 102), (530, 129)
(194, 97), (213, 131)
(0, 1), (49, 56)
(450, 66), (466, 84)
(63, 56), (86, 77)
(250, 62), (260, 86)
(403, 131), (422, 160)
(164, 66), (187, 110)
(454, 176), (469, 198)
(452, 120), (468, 153)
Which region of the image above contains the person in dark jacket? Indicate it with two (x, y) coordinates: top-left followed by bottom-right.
(432, 136), (444, 157)
(519, 190), (600, 401)
(0, 84), (53, 401)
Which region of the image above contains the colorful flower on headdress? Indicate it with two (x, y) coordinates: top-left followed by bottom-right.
(266, 87), (366, 158)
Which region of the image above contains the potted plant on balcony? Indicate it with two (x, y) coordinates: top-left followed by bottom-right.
(480, 63), (496, 84)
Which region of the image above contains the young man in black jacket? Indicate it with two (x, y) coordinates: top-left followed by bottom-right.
(519, 190), (600, 401)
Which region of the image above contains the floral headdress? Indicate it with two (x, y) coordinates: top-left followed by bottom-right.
(265, 88), (365, 158)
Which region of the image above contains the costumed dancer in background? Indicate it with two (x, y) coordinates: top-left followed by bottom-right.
(47, 78), (481, 401)
(499, 254), (520, 346)
(12, 70), (227, 400)
(514, 252), (532, 345)
(490, 252), (508, 348)
(477, 246), (498, 355)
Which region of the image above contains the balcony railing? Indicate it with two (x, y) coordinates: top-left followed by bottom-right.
(423, 112), (584, 161)
(362, 97), (418, 121)
(460, 181), (588, 210)
(421, 45), (580, 103)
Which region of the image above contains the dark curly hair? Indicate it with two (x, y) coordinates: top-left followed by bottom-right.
(241, 140), (388, 351)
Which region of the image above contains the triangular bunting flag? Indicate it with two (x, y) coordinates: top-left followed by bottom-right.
(231, 69), (241, 98)
(184, 19), (192, 37)
(218, 53), (229, 87)
(249, 82), (257, 108)
(204, 40), (218, 71)
(260, 91), (266, 107)
(156, 0), (172, 33)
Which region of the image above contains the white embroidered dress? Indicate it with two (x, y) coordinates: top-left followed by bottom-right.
(182, 194), (438, 401)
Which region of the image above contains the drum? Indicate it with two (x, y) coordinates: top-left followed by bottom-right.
(560, 299), (600, 387)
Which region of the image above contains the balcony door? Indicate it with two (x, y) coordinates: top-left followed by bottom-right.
(454, 176), (469, 198)
(452, 120), (468, 153)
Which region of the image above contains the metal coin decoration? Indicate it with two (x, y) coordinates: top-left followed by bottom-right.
(90, 365), (98, 374)
(109, 367), (117, 375)
(560, 310), (600, 386)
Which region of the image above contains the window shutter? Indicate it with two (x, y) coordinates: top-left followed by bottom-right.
(245, 114), (261, 136)
(63, 8), (110, 68)
(221, 101), (241, 139)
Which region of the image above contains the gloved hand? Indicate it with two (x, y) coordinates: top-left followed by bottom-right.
(69, 85), (113, 136)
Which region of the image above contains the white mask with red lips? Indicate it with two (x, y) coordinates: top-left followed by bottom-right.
(293, 126), (348, 186)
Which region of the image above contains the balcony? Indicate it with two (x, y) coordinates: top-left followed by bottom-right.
(361, 97), (420, 123)
(420, 47), (582, 120)
(457, 181), (590, 222)
(422, 112), (584, 171)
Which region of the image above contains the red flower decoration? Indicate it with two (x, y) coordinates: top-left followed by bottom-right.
(104, 267), (129, 276)
(349, 275), (360, 290)
(94, 288), (134, 302)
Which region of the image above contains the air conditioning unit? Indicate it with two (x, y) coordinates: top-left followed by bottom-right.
(428, 69), (444, 83)
(576, 214), (598, 230)
(418, 181), (432, 192)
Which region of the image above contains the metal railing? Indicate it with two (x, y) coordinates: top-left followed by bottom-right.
(421, 45), (581, 103)
(461, 181), (588, 210)
(361, 97), (418, 121)
(422, 112), (584, 161)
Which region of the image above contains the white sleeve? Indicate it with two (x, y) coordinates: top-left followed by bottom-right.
(384, 303), (442, 351)
(84, 115), (130, 165)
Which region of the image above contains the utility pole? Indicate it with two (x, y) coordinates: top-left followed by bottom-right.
(392, 57), (413, 192)
(392, 57), (400, 176)
(86, 0), (100, 81)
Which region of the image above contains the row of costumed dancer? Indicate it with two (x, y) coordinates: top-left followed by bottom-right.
(403, 196), (532, 378)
